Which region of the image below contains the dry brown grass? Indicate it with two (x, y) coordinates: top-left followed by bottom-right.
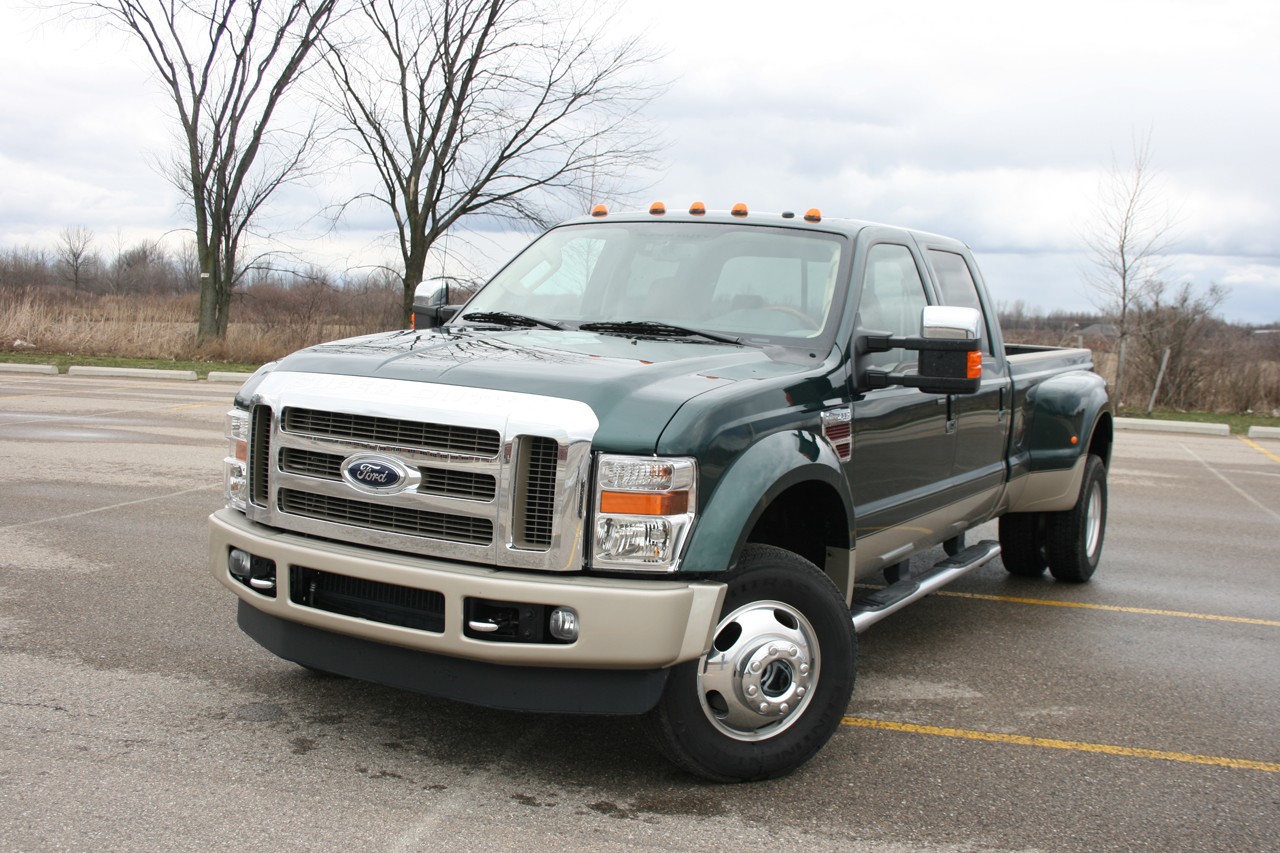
(0, 289), (399, 364)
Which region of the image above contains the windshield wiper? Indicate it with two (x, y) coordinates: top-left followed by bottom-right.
(578, 320), (742, 345)
(460, 311), (565, 330)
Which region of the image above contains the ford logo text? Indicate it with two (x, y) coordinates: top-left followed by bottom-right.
(340, 454), (413, 495)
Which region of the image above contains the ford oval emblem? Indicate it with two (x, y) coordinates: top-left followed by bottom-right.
(341, 454), (412, 494)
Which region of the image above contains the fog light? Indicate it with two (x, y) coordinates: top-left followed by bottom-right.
(229, 548), (252, 580)
(228, 548), (276, 595)
(549, 607), (579, 642)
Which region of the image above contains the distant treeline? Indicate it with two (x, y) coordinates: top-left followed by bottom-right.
(1, 242), (1277, 414)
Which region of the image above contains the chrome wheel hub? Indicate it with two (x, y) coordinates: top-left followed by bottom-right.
(1085, 480), (1103, 558)
(697, 601), (819, 741)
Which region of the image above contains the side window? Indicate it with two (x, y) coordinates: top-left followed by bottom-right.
(858, 244), (929, 371)
(927, 249), (993, 355)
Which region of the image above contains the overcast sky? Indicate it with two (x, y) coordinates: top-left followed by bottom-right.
(2, 0), (1277, 322)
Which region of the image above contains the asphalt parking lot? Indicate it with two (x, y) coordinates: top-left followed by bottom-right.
(1, 373), (1276, 852)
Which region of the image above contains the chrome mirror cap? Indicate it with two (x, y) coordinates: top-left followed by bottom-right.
(921, 305), (982, 341)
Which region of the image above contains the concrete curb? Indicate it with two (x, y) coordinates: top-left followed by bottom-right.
(1248, 426), (1280, 441)
(207, 372), (254, 383)
(1114, 417), (1230, 436)
(0, 363), (59, 375)
(67, 365), (199, 381)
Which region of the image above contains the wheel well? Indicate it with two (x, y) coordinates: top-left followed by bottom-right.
(746, 480), (849, 574)
(1089, 412), (1114, 467)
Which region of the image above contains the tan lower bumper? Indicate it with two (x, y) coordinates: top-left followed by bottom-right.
(209, 509), (725, 669)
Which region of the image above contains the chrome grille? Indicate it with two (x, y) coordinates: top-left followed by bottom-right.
(280, 447), (497, 501)
(282, 407), (500, 457)
(515, 436), (559, 548)
(240, 374), (597, 571)
(279, 447), (341, 480)
(420, 468), (497, 501)
(279, 489), (493, 545)
(250, 405), (272, 507)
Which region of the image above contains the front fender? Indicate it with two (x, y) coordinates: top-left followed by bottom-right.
(680, 429), (853, 574)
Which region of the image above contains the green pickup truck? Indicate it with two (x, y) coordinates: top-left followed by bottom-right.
(211, 204), (1112, 781)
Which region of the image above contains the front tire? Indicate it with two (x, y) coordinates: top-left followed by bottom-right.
(645, 544), (856, 782)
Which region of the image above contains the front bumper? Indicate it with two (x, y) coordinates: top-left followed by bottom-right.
(209, 509), (725, 673)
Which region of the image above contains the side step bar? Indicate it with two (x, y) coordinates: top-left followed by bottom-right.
(851, 540), (1002, 634)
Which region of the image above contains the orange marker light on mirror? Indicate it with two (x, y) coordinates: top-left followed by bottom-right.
(968, 350), (983, 378)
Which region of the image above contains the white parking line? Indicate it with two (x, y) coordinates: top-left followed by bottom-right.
(1181, 443), (1280, 524)
(0, 486), (220, 530)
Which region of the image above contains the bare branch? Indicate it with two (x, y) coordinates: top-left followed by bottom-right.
(59, 0), (339, 343)
(320, 0), (665, 323)
(1082, 129), (1180, 405)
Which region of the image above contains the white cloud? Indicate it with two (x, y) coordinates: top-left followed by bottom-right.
(1, 0), (1276, 322)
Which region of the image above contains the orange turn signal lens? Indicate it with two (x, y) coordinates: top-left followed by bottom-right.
(590, 204), (608, 217)
(967, 350), (983, 379)
(600, 490), (690, 516)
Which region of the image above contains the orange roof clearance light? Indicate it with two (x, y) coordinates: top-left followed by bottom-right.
(590, 204), (608, 217)
(689, 201), (707, 216)
(804, 208), (822, 222)
(649, 201), (666, 216)
(730, 202), (749, 217)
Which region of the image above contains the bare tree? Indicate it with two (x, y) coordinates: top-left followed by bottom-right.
(66, 0), (338, 343)
(57, 226), (97, 292)
(322, 0), (661, 324)
(1083, 132), (1178, 407)
(1130, 280), (1226, 411)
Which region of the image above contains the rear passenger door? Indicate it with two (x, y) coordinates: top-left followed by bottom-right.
(924, 247), (1011, 512)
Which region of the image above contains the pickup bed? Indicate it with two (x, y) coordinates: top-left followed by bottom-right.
(211, 205), (1112, 781)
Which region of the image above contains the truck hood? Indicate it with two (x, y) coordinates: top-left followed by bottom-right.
(267, 328), (822, 453)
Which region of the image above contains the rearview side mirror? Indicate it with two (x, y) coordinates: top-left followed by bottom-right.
(858, 305), (983, 395)
(412, 282), (459, 330)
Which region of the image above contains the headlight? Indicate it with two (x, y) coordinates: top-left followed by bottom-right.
(224, 408), (249, 511)
(591, 455), (696, 572)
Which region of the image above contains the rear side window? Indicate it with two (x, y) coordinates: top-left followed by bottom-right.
(928, 250), (993, 355)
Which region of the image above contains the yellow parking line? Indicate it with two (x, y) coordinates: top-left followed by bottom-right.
(842, 717), (1280, 773)
(934, 591), (1280, 627)
(1239, 436), (1280, 464)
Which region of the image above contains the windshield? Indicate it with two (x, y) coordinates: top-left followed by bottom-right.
(454, 221), (849, 346)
